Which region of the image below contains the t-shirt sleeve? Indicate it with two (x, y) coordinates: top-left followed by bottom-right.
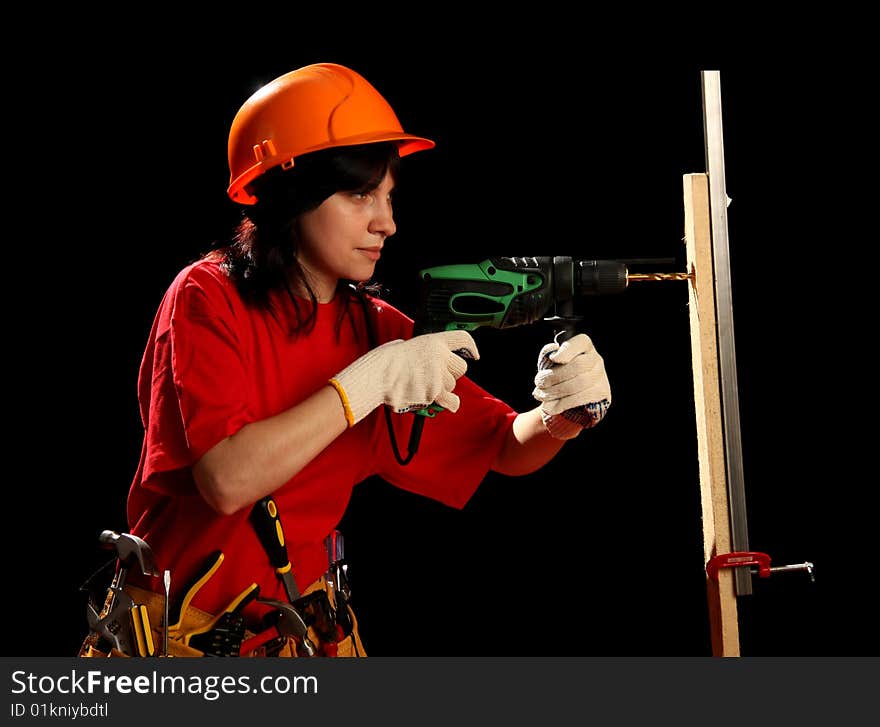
(171, 275), (254, 461)
(140, 268), (254, 493)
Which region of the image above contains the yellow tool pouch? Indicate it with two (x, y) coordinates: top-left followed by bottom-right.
(78, 584), (218, 658)
(78, 579), (366, 658)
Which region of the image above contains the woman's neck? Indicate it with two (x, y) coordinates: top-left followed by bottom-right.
(290, 267), (337, 304)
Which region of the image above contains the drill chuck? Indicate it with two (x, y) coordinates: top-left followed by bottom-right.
(575, 259), (629, 296)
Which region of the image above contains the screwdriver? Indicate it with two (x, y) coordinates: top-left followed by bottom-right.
(250, 497), (301, 604)
(163, 570), (170, 657)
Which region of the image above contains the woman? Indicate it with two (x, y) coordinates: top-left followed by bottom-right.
(81, 62), (611, 658)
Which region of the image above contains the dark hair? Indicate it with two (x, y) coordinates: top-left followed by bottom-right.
(213, 142), (400, 336)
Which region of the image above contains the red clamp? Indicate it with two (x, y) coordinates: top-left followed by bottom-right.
(706, 551), (771, 580)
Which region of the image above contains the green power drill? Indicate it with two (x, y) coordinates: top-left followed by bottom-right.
(383, 255), (688, 464)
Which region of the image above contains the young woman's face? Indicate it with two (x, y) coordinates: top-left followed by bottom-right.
(296, 169), (396, 301)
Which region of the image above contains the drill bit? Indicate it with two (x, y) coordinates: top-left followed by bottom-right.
(627, 272), (694, 283)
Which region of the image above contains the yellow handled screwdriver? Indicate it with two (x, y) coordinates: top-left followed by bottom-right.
(250, 497), (301, 604)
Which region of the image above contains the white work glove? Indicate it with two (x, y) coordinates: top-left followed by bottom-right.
(329, 330), (479, 427)
(532, 333), (611, 440)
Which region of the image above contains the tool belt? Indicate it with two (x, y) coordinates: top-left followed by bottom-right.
(79, 575), (365, 658)
(81, 523), (360, 658)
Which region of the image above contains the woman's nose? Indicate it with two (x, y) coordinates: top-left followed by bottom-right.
(370, 199), (396, 238)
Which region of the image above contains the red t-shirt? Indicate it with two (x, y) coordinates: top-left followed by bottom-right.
(126, 259), (516, 621)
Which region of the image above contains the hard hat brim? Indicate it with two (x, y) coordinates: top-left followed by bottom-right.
(228, 133), (435, 205)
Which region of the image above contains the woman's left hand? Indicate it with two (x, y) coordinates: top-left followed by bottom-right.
(532, 333), (611, 439)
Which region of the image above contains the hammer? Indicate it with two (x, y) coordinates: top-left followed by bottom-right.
(87, 531), (160, 655)
(257, 597), (316, 657)
(99, 531), (160, 580)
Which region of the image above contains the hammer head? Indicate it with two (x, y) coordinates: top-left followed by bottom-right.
(99, 530), (160, 577)
(257, 597), (308, 638)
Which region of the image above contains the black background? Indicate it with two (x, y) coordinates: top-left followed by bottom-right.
(6, 20), (871, 658)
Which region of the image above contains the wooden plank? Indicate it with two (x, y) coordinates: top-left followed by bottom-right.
(683, 172), (740, 656)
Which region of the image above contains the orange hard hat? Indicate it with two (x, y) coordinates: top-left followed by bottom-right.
(227, 62), (435, 204)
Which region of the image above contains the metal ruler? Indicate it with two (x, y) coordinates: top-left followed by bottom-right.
(701, 71), (752, 596)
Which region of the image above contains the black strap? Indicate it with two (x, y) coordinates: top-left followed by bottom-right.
(353, 289), (420, 466)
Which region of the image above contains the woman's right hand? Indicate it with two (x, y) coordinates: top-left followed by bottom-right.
(329, 331), (480, 427)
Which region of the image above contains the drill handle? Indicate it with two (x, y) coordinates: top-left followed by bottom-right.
(543, 297), (582, 344)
